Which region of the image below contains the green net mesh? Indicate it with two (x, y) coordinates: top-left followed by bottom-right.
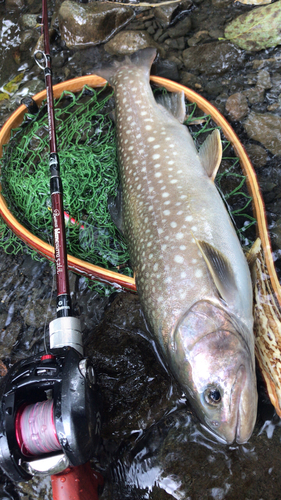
(0, 85), (256, 295)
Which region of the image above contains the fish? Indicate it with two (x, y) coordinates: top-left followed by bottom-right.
(94, 48), (258, 444)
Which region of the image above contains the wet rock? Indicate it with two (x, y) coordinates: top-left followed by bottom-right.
(154, 28), (164, 42)
(180, 71), (202, 90)
(153, 2), (191, 29)
(166, 16), (192, 38)
(20, 29), (38, 52)
(225, 92), (249, 121)
(0, 320), (22, 357)
(20, 14), (38, 30)
(5, 0), (24, 10)
(182, 41), (244, 76)
(244, 112), (281, 156)
(270, 219), (281, 250)
(86, 292), (182, 441)
(224, 0), (281, 51)
(257, 69), (272, 90)
(204, 79), (224, 97)
(245, 144), (268, 169)
(58, 0), (134, 49)
(22, 297), (55, 328)
(164, 37), (185, 51)
(244, 85), (265, 105)
(267, 102), (281, 112)
(153, 57), (180, 81)
(212, 0), (232, 6)
(104, 30), (164, 57)
(187, 30), (210, 47)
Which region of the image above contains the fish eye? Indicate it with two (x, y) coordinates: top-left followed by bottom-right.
(204, 387), (222, 406)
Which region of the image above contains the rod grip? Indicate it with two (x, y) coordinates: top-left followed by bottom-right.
(51, 463), (103, 500)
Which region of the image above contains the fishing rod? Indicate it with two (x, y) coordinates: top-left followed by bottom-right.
(0, 1), (103, 498)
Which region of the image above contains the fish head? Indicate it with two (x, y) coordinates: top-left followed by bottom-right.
(169, 301), (257, 444)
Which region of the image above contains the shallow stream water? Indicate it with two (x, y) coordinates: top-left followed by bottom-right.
(0, 0), (281, 499)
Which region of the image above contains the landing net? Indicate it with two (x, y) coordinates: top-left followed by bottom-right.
(0, 85), (256, 294)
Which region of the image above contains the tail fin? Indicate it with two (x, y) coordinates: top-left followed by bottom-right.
(93, 47), (157, 87)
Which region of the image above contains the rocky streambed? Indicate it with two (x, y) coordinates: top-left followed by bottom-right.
(0, 0), (281, 498)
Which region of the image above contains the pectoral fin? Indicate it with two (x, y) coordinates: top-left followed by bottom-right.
(199, 129), (222, 181)
(195, 238), (238, 305)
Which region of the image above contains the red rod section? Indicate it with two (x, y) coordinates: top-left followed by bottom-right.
(51, 463), (104, 500)
(41, 0), (71, 316)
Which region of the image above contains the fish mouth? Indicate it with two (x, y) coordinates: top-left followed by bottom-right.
(205, 364), (248, 445)
(229, 364), (247, 444)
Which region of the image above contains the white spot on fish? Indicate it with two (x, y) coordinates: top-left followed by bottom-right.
(180, 245), (186, 250)
(154, 164), (160, 168)
(195, 269), (203, 278)
(174, 255), (184, 264)
(153, 154), (160, 160)
(153, 145), (160, 149)
(158, 228), (164, 235)
(168, 160), (174, 165)
(162, 192), (169, 198)
(170, 179), (178, 184)
(164, 200), (170, 205)
(148, 137), (155, 142)
(192, 259), (197, 264)
(191, 226), (198, 231)
(165, 276), (172, 284)
(171, 222), (177, 228)
(149, 253), (153, 259)
(163, 210), (170, 216)
(123, 98), (127, 103)
(161, 244), (167, 251)
(155, 172), (161, 178)
(153, 263), (158, 272)
(165, 137), (171, 141)
(141, 111), (147, 116)
(181, 271), (187, 278)
(145, 125), (152, 131)
(185, 216), (193, 222)
(136, 134), (141, 139)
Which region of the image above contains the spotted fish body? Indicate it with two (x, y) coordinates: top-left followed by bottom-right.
(95, 48), (258, 444)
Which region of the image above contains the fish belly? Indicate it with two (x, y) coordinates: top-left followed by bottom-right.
(114, 70), (253, 357)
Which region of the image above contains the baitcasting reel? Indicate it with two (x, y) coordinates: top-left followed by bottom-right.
(0, 322), (102, 482)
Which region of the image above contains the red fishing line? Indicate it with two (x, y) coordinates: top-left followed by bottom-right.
(16, 400), (61, 456)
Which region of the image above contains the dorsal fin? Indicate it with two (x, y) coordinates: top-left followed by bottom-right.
(199, 129), (222, 181)
(156, 91), (186, 123)
(195, 238), (238, 305)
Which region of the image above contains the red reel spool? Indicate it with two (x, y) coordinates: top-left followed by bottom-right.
(15, 400), (61, 456)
